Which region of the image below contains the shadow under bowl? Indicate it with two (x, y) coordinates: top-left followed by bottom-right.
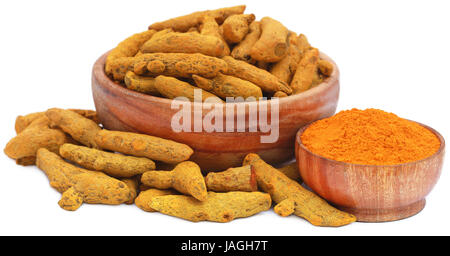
(92, 51), (340, 171)
(295, 122), (445, 222)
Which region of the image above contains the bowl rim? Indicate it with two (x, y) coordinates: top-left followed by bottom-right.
(93, 50), (340, 108)
(296, 119), (445, 168)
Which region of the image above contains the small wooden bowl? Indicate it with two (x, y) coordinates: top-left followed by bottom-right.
(295, 122), (445, 222)
(92, 51), (340, 171)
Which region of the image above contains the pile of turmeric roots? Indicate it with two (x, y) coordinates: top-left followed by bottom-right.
(4, 108), (355, 227)
(106, 5), (334, 102)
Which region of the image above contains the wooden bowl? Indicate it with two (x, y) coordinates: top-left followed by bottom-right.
(92, 51), (340, 171)
(295, 122), (445, 222)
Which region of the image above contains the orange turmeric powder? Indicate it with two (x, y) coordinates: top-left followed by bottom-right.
(301, 109), (440, 165)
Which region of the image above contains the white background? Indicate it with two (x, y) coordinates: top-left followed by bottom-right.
(0, 0), (449, 235)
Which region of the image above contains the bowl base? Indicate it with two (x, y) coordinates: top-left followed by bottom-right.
(337, 199), (426, 222)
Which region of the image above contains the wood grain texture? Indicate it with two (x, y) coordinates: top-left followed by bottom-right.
(295, 123), (445, 222)
(92, 51), (340, 171)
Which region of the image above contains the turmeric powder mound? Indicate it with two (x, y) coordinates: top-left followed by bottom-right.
(301, 109), (441, 165)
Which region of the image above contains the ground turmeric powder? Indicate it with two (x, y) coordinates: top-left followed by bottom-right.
(301, 109), (441, 165)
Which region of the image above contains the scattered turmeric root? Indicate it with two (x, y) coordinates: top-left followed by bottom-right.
(135, 188), (179, 212)
(46, 108), (101, 148)
(149, 191), (272, 222)
(243, 153), (356, 227)
(192, 73), (263, 99)
(121, 177), (140, 204)
(205, 165), (257, 192)
(59, 143), (156, 178)
(273, 198), (296, 217)
(95, 130), (193, 164)
(277, 162), (301, 182)
(36, 148), (132, 211)
(141, 161), (207, 201)
(14, 109), (99, 134)
(148, 5), (246, 32)
(14, 111), (47, 134)
(5, 116), (69, 166)
(68, 109), (100, 125)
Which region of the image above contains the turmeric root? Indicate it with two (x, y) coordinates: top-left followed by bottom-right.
(231, 21), (261, 63)
(243, 153), (356, 227)
(121, 177), (139, 204)
(46, 108), (101, 148)
(192, 73), (263, 99)
(277, 162), (301, 182)
(318, 59), (334, 77)
(200, 15), (230, 56)
(290, 48), (320, 94)
(148, 5), (246, 32)
(250, 17), (289, 62)
(273, 91), (288, 98)
(222, 56), (292, 94)
(273, 198), (295, 217)
(221, 14), (255, 44)
(312, 71), (324, 88)
(141, 161), (207, 201)
(36, 148), (132, 211)
(154, 75), (223, 102)
(95, 130), (193, 164)
(58, 187), (84, 211)
(124, 71), (159, 95)
(140, 31), (226, 57)
(15, 109), (99, 134)
(149, 191), (271, 223)
(187, 27), (199, 33)
(297, 34), (311, 56)
(205, 165), (257, 192)
(135, 188), (178, 212)
(270, 33), (302, 84)
(59, 143), (156, 178)
(68, 109), (100, 125)
(5, 116), (69, 166)
(105, 30), (157, 76)
(133, 53), (227, 78)
(14, 111), (46, 134)
(108, 57), (135, 81)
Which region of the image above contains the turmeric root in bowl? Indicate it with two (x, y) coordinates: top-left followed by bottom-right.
(92, 5), (340, 171)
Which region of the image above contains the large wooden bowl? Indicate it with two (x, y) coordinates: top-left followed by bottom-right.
(92, 51), (340, 171)
(295, 122), (445, 222)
